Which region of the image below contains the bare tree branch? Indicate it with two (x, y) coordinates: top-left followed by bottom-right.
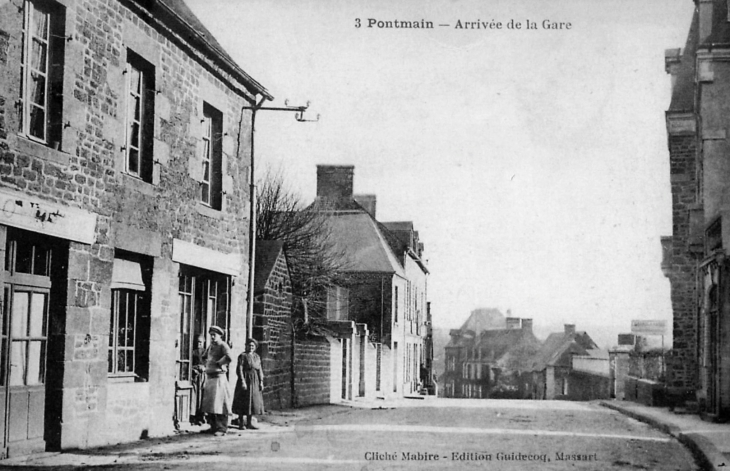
(256, 168), (350, 320)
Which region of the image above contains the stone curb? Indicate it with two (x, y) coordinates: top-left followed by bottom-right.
(600, 401), (724, 471)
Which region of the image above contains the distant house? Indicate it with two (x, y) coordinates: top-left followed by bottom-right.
(442, 311), (541, 399)
(529, 325), (599, 400)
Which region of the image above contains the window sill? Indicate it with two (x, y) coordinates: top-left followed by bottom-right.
(195, 203), (224, 219)
(108, 374), (146, 383)
(122, 173), (156, 196)
(16, 135), (70, 166)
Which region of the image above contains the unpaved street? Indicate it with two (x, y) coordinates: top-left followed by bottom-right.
(4, 399), (699, 471)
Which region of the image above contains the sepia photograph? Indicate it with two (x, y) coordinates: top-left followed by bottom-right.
(0, 0), (727, 469)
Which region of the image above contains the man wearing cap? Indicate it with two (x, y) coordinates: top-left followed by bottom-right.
(201, 326), (233, 436)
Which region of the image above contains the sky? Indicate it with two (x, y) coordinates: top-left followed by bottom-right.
(187, 0), (696, 349)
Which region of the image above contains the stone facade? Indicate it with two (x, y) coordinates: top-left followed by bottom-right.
(292, 334), (335, 407)
(664, 1), (730, 419)
(253, 242), (293, 410)
(0, 0), (270, 456)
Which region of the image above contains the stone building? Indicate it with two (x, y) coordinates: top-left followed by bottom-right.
(442, 311), (541, 399)
(0, 0), (271, 457)
(314, 165), (430, 397)
(529, 325), (598, 400)
(663, 0), (730, 420)
(252, 241), (292, 410)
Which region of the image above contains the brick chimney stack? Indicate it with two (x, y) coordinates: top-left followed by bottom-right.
(564, 324), (576, 335)
(354, 194), (376, 218)
(521, 318), (533, 333)
(317, 165), (354, 200)
(506, 317), (520, 330)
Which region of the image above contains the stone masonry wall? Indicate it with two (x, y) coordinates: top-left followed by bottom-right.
(0, 0), (255, 450)
(293, 335), (331, 407)
(667, 132), (700, 390)
(254, 252), (293, 411)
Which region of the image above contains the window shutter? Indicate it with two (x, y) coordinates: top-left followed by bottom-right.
(222, 174), (233, 194)
(188, 140), (203, 181)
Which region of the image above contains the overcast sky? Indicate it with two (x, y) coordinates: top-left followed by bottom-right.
(187, 0), (695, 348)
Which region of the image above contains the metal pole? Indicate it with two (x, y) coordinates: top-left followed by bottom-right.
(242, 98), (315, 341)
(246, 96), (267, 342)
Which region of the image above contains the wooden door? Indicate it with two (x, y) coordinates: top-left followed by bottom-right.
(1, 229), (52, 458)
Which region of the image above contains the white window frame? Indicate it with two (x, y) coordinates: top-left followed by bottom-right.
(20, 0), (51, 143)
(201, 112), (212, 205)
(109, 288), (140, 376)
(124, 60), (144, 178)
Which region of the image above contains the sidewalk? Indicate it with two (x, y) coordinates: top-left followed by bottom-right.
(0, 403), (354, 469)
(601, 400), (730, 471)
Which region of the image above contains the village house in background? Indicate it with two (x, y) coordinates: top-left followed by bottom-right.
(442, 309), (541, 399)
(0, 0), (271, 457)
(528, 324), (601, 400)
(663, 0), (730, 420)
(314, 165), (431, 398)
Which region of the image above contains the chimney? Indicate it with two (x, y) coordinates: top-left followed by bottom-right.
(506, 317), (520, 330)
(521, 318), (533, 333)
(664, 48), (681, 92)
(354, 194), (376, 218)
(316, 165), (354, 200)
(564, 324), (576, 335)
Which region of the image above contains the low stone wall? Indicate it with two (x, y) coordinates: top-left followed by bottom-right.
(293, 335), (333, 407)
(624, 377), (667, 407)
(566, 370), (610, 401)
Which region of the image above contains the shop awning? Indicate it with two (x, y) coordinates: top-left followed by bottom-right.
(110, 259), (145, 291)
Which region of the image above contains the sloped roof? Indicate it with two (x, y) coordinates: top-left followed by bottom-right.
(475, 328), (530, 360)
(669, 9), (698, 113)
(530, 331), (597, 371)
(145, 0), (272, 99)
(382, 221), (414, 232)
(460, 308), (506, 333)
(254, 240), (286, 294)
(324, 212), (405, 276)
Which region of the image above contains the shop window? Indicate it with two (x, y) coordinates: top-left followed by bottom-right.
(19, 0), (66, 147)
(124, 50), (155, 183)
(108, 254), (151, 380)
(201, 103), (223, 209)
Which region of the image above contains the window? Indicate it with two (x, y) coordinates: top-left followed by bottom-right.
(201, 103), (223, 209)
(394, 286), (398, 323)
(327, 285), (349, 321)
(108, 254), (151, 379)
(124, 50), (155, 183)
(19, 0), (65, 146)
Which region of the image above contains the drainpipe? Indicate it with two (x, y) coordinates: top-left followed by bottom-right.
(246, 95), (268, 341)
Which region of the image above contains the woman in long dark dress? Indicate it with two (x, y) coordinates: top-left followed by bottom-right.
(232, 338), (264, 429)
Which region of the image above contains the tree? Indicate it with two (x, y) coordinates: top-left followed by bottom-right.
(256, 168), (349, 321)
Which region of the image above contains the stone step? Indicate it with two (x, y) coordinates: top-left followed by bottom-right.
(673, 401), (700, 415)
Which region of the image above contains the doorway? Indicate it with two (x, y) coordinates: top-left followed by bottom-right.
(174, 266), (230, 426)
(0, 228), (64, 458)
